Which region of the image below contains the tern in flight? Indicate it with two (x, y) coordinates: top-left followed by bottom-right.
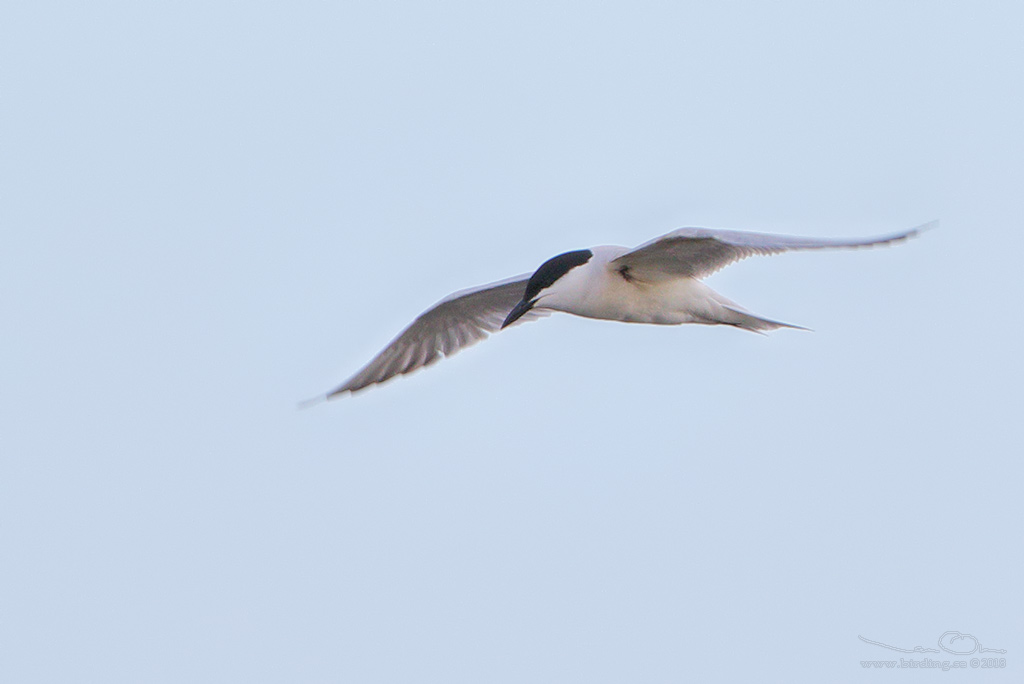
(308, 221), (934, 401)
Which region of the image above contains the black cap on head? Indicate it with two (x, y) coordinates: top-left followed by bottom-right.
(523, 249), (593, 302)
(501, 249), (593, 329)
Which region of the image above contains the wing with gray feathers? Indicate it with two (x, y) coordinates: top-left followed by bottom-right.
(612, 221), (936, 280)
(321, 274), (544, 398)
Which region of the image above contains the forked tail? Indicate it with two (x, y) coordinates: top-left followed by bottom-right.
(719, 304), (810, 334)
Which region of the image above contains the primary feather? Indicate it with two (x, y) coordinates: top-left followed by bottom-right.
(317, 274), (546, 399)
(612, 221), (935, 280)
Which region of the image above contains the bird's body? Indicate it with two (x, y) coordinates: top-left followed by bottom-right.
(308, 221), (934, 401)
(527, 245), (779, 328)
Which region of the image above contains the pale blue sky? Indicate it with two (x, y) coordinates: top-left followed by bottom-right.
(2, 2), (1022, 682)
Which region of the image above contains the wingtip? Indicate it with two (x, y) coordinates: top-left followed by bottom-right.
(910, 219), (940, 236)
(297, 394), (330, 410)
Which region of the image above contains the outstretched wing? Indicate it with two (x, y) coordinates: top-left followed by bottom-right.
(317, 274), (545, 399)
(612, 221), (936, 281)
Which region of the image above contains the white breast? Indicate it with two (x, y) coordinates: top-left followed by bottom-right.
(534, 246), (715, 325)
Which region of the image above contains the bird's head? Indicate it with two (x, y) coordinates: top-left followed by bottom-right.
(501, 249), (594, 329)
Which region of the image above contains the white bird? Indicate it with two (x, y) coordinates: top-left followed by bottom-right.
(309, 221), (934, 401)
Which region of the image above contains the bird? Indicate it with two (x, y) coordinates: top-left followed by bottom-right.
(306, 220), (934, 402)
